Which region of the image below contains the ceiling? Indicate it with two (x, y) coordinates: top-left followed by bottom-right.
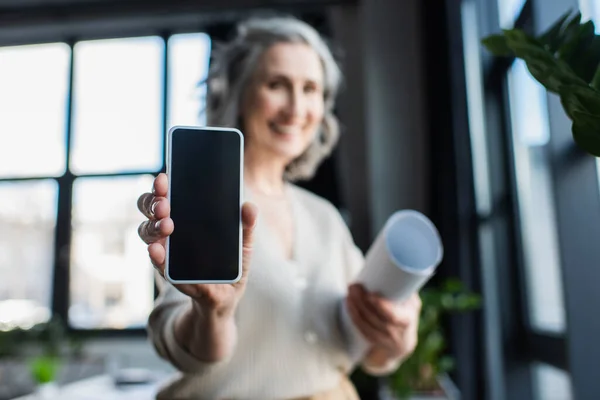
(0, 0), (347, 9)
(0, 0), (110, 8)
(0, 0), (354, 46)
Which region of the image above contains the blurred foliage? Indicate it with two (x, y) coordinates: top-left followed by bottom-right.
(0, 315), (92, 360)
(0, 327), (26, 358)
(0, 316), (94, 385)
(389, 278), (481, 399)
(482, 10), (600, 157)
(29, 356), (62, 384)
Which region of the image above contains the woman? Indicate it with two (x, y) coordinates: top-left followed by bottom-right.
(137, 15), (422, 400)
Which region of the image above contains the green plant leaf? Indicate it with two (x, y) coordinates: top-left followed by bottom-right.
(563, 12), (583, 41)
(441, 293), (455, 309)
(560, 84), (600, 115)
(554, 11), (583, 50)
(29, 356), (61, 384)
(539, 9), (573, 53)
(560, 86), (592, 119)
(454, 293), (482, 310)
(438, 356), (456, 373)
(423, 330), (445, 356)
(558, 18), (592, 59)
(566, 35), (600, 85)
(442, 278), (464, 293)
(481, 34), (513, 56)
(572, 119), (600, 157)
(389, 278), (481, 396)
(503, 29), (544, 48)
(558, 21), (598, 81)
(500, 30), (587, 92)
(524, 55), (587, 94)
(573, 109), (600, 130)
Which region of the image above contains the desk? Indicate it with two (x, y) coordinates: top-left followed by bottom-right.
(13, 373), (172, 400)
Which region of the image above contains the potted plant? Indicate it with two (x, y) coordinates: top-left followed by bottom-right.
(482, 10), (600, 157)
(29, 355), (62, 398)
(379, 278), (481, 400)
(26, 316), (67, 398)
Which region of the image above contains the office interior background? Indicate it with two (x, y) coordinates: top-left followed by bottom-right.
(1, 0), (600, 399)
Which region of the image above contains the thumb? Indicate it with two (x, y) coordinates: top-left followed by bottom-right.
(239, 202), (259, 283)
(242, 201), (259, 231)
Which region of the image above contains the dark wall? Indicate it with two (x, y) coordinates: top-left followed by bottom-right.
(329, 0), (430, 249)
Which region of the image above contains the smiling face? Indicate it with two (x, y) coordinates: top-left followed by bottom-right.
(240, 42), (325, 166)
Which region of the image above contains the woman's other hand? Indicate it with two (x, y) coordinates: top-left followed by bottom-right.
(137, 172), (259, 319)
(346, 283), (421, 362)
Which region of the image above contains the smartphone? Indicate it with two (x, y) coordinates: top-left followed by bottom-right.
(165, 126), (244, 284)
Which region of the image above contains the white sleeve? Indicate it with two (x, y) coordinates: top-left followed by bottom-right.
(146, 277), (230, 374)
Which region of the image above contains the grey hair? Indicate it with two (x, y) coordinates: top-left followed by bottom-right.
(204, 16), (343, 181)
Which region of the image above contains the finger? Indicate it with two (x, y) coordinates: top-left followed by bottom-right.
(352, 284), (402, 325)
(354, 284), (412, 327)
(350, 286), (396, 335)
(368, 295), (412, 327)
(152, 197), (170, 220)
(137, 194), (169, 220)
(346, 295), (389, 346)
(238, 202), (259, 284)
(148, 242), (166, 272)
(242, 201), (259, 230)
(153, 173), (169, 197)
(410, 293), (422, 310)
(138, 217), (174, 245)
(137, 193), (157, 219)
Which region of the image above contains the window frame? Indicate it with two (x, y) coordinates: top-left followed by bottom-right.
(469, 0), (593, 397)
(0, 27), (212, 337)
(438, 0), (576, 398)
(527, 0), (600, 397)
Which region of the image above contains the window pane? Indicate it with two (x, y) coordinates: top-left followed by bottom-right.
(71, 37), (164, 175)
(497, 0), (526, 28)
(167, 33), (211, 128)
(462, 0), (492, 214)
(0, 43), (69, 178)
(0, 180), (57, 330)
(580, 0), (600, 32)
(70, 175), (154, 329)
(533, 363), (573, 400)
(508, 59), (565, 332)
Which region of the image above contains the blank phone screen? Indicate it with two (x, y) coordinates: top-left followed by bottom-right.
(167, 127), (242, 282)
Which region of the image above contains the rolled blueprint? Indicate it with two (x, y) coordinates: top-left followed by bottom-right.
(357, 209), (443, 301)
(341, 210), (444, 362)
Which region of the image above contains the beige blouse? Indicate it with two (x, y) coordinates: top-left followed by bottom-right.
(147, 184), (399, 399)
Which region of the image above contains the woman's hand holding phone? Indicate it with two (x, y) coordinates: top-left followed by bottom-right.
(137, 173), (258, 319)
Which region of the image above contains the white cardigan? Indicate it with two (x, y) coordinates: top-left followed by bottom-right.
(147, 184), (400, 399)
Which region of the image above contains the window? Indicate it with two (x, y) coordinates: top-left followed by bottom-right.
(70, 37), (164, 175)
(497, 0), (527, 28)
(0, 43), (69, 178)
(1, 33), (211, 332)
(167, 33), (211, 128)
(533, 363), (573, 400)
(0, 43), (67, 331)
(507, 59), (565, 333)
(69, 175), (155, 329)
(0, 180), (57, 330)
(579, 0), (600, 32)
